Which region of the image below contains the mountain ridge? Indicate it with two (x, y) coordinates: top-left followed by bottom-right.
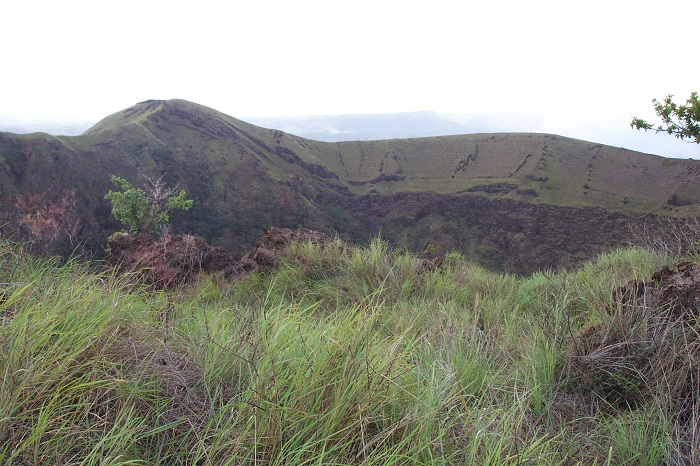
(246, 111), (700, 160)
(1, 99), (698, 273)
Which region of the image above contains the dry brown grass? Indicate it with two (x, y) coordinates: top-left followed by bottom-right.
(565, 262), (700, 462)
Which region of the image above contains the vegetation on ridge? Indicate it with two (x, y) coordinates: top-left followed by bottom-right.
(1, 230), (699, 464)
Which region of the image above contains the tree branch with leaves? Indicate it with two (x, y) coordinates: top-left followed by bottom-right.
(105, 175), (193, 234)
(631, 91), (700, 144)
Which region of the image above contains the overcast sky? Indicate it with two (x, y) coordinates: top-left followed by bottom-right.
(2, 0), (699, 157)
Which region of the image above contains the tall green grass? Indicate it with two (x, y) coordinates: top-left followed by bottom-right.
(0, 236), (687, 464)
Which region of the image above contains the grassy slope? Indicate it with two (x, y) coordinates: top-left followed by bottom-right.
(310, 133), (700, 213)
(1, 236), (695, 465)
(82, 99), (700, 214)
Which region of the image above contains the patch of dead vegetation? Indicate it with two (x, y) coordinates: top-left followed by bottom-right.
(418, 254), (445, 274)
(105, 227), (335, 290)
(103, 324), (234, 434)
(566, 261), (700, 462)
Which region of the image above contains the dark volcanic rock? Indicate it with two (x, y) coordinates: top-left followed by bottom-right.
(461, 183), (518, 194)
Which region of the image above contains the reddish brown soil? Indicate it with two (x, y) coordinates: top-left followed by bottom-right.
(105, 227), (333, 289)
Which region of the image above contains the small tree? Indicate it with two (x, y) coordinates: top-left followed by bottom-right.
(631, 91), (700, 144)
(105, 175), (193, 234)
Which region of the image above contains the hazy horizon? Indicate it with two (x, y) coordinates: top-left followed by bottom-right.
(2, 105), (697, 160)
(3, 0), (698, 160)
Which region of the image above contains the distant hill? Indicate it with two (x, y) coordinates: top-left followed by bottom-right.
(3, 110), (697, 158)
(247, 112), (700, 159)
(248, 111), (473, 142)
(1, 99), (699, 273)
(0, 121), (92, 136)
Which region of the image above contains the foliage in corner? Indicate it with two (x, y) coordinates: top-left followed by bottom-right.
(105, 175), (193, 234)
(631, 91), (700, 144)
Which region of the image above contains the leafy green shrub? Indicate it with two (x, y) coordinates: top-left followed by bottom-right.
(105, 175), (193, 234)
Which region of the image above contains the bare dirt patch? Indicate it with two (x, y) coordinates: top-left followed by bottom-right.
(105, 227), (334, 289)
